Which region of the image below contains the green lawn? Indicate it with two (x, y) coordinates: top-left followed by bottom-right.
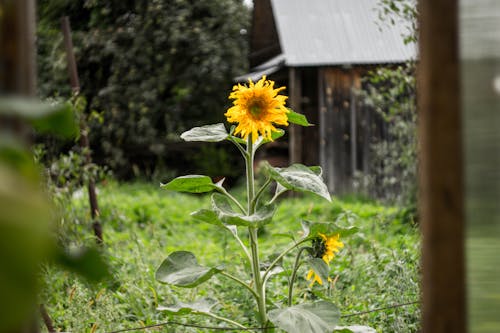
(40, 181), (421, 332)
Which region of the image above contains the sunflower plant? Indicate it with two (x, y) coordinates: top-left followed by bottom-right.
(156, 76), (357, 333)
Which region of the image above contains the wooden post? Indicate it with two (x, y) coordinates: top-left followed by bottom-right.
(418, 0), (466, 332)
(350, 78), (357, 177)
(61, 16), (80, 92)
(0, 0), (36, 95)
(288, 67), (302, 164)
(1, 2), (41, 333)
(61, 16), (103, 245)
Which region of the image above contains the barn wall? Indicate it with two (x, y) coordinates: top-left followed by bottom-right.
(318, 66), (382, 195)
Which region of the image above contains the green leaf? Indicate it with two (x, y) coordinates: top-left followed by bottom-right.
(157, 298), (217, 315)
(0, 97), (78, 138)
(161, 175), (217, 193)
(301, 221), (358, 240)
(191, 209), (225, 227)
(180, 123), (228, 142)
(211, 193), (276, 227)
(155, 251), (223, 288)
(268, 301), (340, 333)
(263, 265), (285, 284)
(265, 163), (331, 202)
(308, 166), (323, 177)
(270, 128), (286, 140)
(0, 165), (53, 332)
(307, 258), (330, 287)
(287, 109), (313, 126)
(30, 102), (78, 138)
(55, 247), (110, 283)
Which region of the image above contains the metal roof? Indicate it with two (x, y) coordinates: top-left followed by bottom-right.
(270, 0), (416, 66)
(235, 54), (285, 82)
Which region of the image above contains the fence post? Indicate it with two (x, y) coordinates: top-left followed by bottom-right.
(418, 0), (466, 331)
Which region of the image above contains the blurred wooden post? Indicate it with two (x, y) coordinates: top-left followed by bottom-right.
(61, 16), (103, 245)
(418, 0), (466, 332)
(1, 2), (41, 333)
(0, 0), (36, 95)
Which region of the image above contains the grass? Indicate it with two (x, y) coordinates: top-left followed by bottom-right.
(40, 181), (421, 333)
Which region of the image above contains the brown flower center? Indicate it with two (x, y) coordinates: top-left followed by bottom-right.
(312, 237), (327, 258)
(248, 97), (266, 118)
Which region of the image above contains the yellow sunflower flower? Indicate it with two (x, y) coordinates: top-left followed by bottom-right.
(307, 233), (344, 286)
(225, 76), (289, 143)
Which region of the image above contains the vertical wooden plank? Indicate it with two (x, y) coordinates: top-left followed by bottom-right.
(350, 81), (357, 177)
(418, 0), (466, 332)
(323, 70), (336, 191)
(288, 67), (302, 164)
(318, 68), (331, 189)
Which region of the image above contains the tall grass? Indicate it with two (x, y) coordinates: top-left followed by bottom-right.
(40, 181), (420, 332)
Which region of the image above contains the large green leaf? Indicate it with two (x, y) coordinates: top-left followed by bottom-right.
(191, 209), (224, 227)
(287, 109), (313, 126)
(211, 193), (276, 227)
(265, 163), (331, 202)
(268, 301), (340, 333)
(157, 298), (217, 315)
(0, 97), (78, 138)
(180, 123), (228, 142)
(307, 258), (330, 287)
(161, 175), (217, 193)
(301, 221), (358, 240)
(155, 251), (223, 288)
(0, 165), (53, 332)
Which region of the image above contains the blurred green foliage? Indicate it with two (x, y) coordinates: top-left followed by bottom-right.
(0, 98), (109, 333)
(37, 0), (250, 177)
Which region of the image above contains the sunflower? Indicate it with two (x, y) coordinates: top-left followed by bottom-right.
(225, 76), (288, 143)
(307, 233), (344, 286)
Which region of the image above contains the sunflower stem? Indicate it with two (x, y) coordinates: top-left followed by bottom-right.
(216, 186), (246, 214)
(231, 229), (252, 265)
(288, 246), (309, 306)
(262, 238), (309, 281)
(199, 311), (249, 330)
(220, 271), (260, 300)
(252, 177), (271, 208)
(245, 134), (268, 330)
(228, 136), (248, 159)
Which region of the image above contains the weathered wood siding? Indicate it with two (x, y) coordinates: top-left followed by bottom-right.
(317, 66), (384, 195)
(319, 68), (359, 193)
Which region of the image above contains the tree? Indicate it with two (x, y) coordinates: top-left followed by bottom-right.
(37, 0), (250, 176)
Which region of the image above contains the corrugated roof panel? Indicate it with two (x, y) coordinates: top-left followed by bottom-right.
(270, 0), (416, 66)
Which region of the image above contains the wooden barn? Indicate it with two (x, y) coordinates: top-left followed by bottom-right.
(239, 0), (416, 194)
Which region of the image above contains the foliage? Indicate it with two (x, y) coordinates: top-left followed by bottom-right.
(358, 63), (417, 207)
(0, 97), (108, 333)
(376, 0), (417, 45)
(37, 0), (250, 176)
(39, 181), (421, 332)
(357, 1), (417, 208)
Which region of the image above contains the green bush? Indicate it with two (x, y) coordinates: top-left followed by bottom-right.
(37, 0), (250, 176)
